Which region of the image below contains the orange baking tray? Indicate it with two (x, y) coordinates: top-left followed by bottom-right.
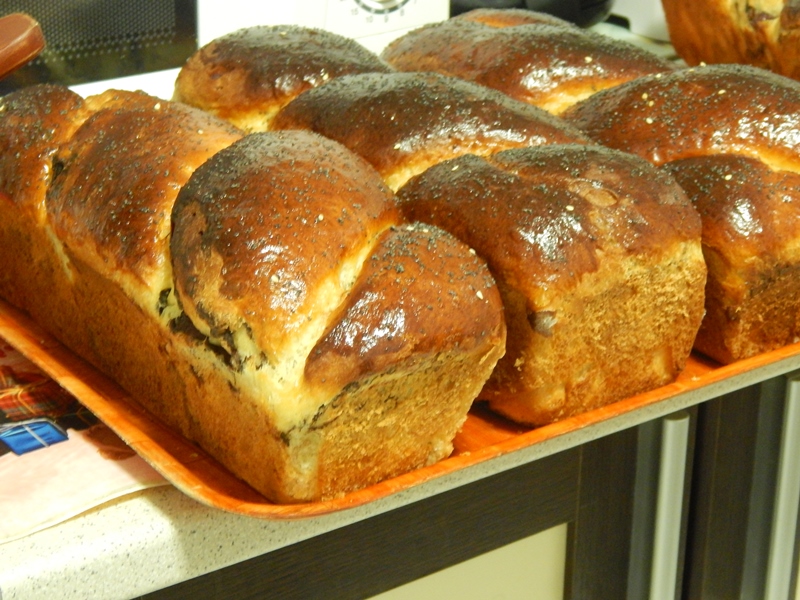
(2, 295), (800, 519)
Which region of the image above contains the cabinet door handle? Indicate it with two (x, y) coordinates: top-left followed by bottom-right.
(649, 411), (690, 600)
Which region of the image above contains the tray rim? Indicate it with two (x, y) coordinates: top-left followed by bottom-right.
(3, 296), (800, 520)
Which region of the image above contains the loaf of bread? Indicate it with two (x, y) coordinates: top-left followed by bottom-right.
(564, 63), (800, 363)
(173, 25), (393, 132)
(271, 71), (591, 191)
(0, 84), (506, 502)
(397, 144), (706, 426)
(662, 0), (800, 80)
(380, 9), (676, 114)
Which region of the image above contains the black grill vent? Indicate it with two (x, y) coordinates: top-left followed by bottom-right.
(0, 0), (197, 93)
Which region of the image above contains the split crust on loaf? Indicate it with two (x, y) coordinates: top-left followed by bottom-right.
(0, 84), (506, 502)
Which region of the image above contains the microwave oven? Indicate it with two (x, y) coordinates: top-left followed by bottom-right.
(0, 0), (449, 95)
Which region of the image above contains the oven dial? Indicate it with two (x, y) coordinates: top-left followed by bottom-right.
(325, 0), (448, 51)
(355, 0), (411, 13)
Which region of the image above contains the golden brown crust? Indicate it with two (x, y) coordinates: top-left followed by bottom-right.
(306, 223), (505, 390)
(666, 154), (800, 362)
(398, 144), (706, 425)
(381, 11), (675, 114)
(565, 63), (800, 363)
(662, 0), (800, 80)
(174, 25), (393, 131)
(563, 64), (800, 172)
(46, 89), (243, 308)
(454, 7), (572, 27)
(0, 85), (89, 325)
(171, 131), (400, 364)
(0, 84), (87, 218)
(272, 71), (590, 190)
(0, 85), (506, 502)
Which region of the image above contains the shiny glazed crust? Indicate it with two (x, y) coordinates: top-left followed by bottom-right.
(0, 86), (506, 502)
(380, 9), (675, 114)
(667, 155), (800, 363)
(397, 144), (706, 425)
(662, 0), (800, 80)
(0, 85), (87, 315)
(272, 71), (591, 190)
(564, 63), (800, 363)
(173, 25), (393, 132)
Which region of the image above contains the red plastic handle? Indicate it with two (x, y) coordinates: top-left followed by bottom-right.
(0, 13), (44, 80)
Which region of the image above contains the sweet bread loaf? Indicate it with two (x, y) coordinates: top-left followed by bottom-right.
(564, 63), (800, 363)
(173, 25), (393, 132)
(662, 0), (800, 80)
(272, 71), (591, 190)
(380, 9), (676, 114)
(0, 84), (87, 315)
(666, 155), (800, 363)
(397, 144), (706, 425)
(0, 84), (506, 502)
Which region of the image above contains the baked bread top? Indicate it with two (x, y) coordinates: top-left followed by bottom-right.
(0, 84), (86, 221)
(174, 25), (393, 132)
(170, 129), (505, 425)
(398, 144), (702, 306)
(666, 154), (800, 271)
(454, 7), (570, 27)
(381, 9), (675, 114)
(170, 130), (401, 372)
(563, 64), (800, 173)
(47, 89), (243, 312)
(272, 71), (590, 190)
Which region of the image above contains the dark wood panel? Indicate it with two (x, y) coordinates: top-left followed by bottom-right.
(141, 445), (582, 600)
(565, 426), (639, 600)
(683, 380), (786, 599)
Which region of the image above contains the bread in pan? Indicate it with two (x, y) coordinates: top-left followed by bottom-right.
(272, 71), (591, 190)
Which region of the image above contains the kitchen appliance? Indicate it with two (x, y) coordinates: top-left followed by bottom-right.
(0, 0), (448, 95)
(610, 0), (669, 41)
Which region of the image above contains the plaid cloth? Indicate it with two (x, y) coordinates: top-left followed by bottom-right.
(0, 339), (88, 425)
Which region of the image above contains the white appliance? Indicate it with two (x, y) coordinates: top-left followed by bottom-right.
(611, 0), (670, 41)
(196, 0), (449, 53)
(72, 0), (448, 100)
